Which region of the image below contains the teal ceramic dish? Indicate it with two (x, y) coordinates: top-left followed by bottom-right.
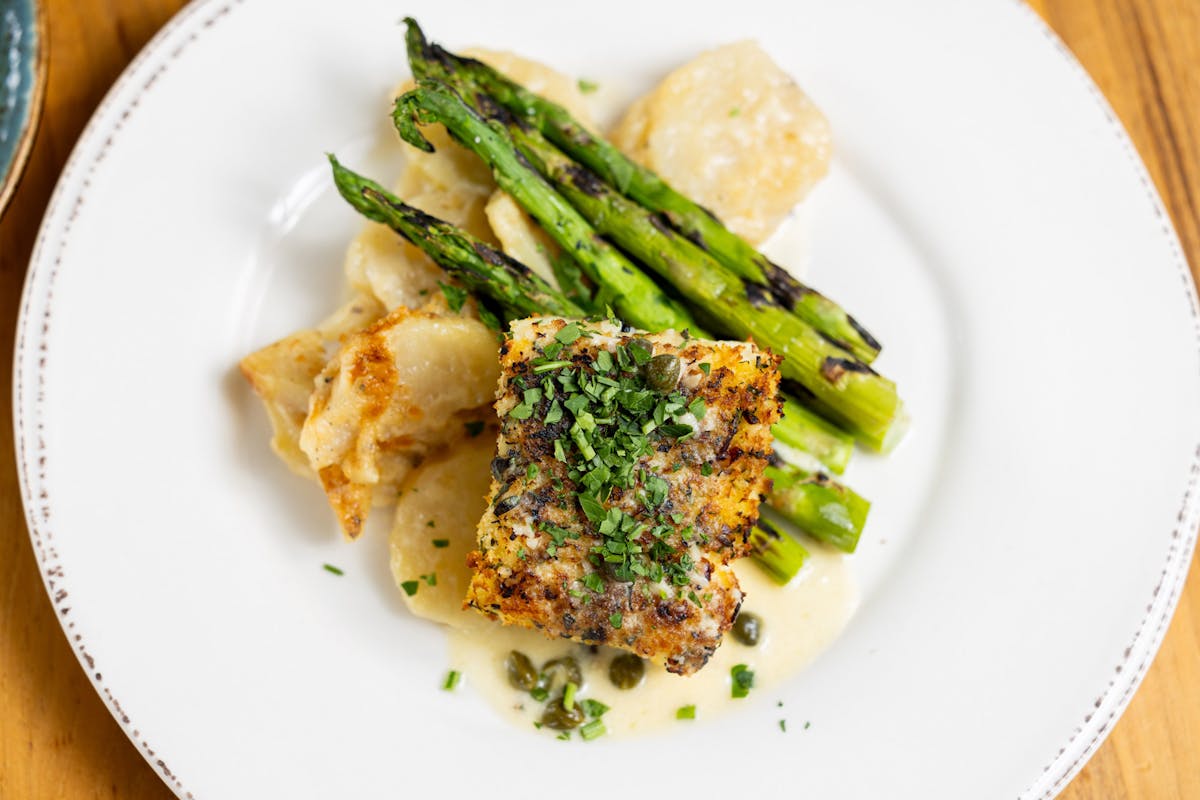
(0, 0), (45, 216)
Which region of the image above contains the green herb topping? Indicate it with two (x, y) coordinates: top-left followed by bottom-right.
(579, 719), (607, 740)
(730, 664), (755, 698)
(322, 564), (344, 576)
(505, 329), (714, 594)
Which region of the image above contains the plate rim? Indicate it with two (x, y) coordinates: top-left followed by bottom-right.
(0, 0), (49, 217)
(11, 1), (1200, 797)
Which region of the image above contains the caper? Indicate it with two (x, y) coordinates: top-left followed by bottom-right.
(541, 656), (583, 691)
(628, 337), (655, 364)
(731, 611), (762, 646)
(608, 653), (645, 690)
(540, 697), (585, 730)
(644, 353), (681, 392)
(505, 650), (538, 691)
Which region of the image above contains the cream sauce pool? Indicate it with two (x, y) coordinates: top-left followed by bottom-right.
(441, 544), (855, 736)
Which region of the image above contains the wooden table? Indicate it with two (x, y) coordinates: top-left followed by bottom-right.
(1, 1), (1196, 796)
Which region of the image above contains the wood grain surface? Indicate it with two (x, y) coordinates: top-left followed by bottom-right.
(0, 1), (1196, 797)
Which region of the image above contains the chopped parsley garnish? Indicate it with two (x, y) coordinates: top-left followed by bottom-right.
(581, 699), (610, 718)
(322, 563), (344, 576)
(556, 731), (571, 741)
(577, 78), (599, 94)
(700, 463), (714, 477)
(779, 719), (787, 732)
(555, 322), (582, 344)
(609, 612), (623, 629)
(400, 580), (420, 597)
(579, 719), (607, 741)
(464, 420), (486, 437)
(503, 329), (717, 593)
(698, 362), (711, 375)
(438, 281), (468, 312)
(420, 573), (437, 587)
(442, 670), (461, 691)
(530, 687), (549, 702)
(730, 664), (755, 698)
(426, 520), (436, 528)
(804, 721), (811, 730)
(432, 538), (450, 548)
(676, 704), (696, 720)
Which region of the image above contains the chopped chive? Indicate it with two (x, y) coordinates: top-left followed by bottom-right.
(577, 78), (599, 94)
(779, 719), (787, 732)
(400, 580), (419, 597)
(730, 664), (755, 698)
(322, 564), (344, 576)
(556, 731), (571, 741)
(442, 670), (461, 691)
(804, 721), (811, 730)
(580, 719), (606, 740)
(676, 704), (696, 720)
(432, 538), (450, 548)
(562, 681), (578, 711)
(530, 687), (549, 702)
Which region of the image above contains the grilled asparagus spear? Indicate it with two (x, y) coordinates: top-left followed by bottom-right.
(403, 17), (881, 363)
(392, 82), (902, 451)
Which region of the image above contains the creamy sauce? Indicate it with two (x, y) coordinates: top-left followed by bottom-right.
(439, 544), (854, 736)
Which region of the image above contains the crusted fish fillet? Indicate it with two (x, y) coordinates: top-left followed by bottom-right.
(466, 318), (781, 674)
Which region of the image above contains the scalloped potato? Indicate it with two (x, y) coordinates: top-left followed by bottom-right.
(611, 41), (832, 245)
(299, 303), (500, 539)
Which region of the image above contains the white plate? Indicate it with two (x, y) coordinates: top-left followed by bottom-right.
(15, 1), (1200, 797)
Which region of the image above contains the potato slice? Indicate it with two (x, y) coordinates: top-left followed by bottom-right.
(389, 431), (497, 627)
(343, 222), (446, 312)
(462, 48), (597, 130)
(299, 303), (500, 539)
(484, 191), (560, 284)
(240, 293), (385, 476)
(610, 41), (832, 245)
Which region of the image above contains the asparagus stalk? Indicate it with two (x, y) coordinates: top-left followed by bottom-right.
(750, 519), (809, 583)
(764, 460), (869, 554)
(329, 159), (870, 557)
(775, 398), (854, 475)
(329, 155), (586, 319)
(391, 83), (902, 450)
(403, 17), (881, 363)
(392, 87), (702, 338)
